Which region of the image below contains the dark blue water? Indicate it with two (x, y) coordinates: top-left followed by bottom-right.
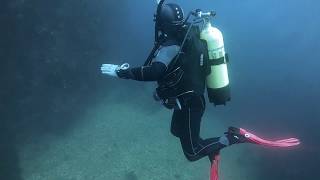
(1, 0), (319, 179)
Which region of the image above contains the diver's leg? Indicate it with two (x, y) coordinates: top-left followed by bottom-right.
(171, 109), (185, 138)
(171, 95), (231, 162)
(178, 107), (227, 162)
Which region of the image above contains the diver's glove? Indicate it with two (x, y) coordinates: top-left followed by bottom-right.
(101, 63), (134, 79)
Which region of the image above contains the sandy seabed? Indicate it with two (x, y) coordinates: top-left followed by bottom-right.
(18, 93), (261, 180)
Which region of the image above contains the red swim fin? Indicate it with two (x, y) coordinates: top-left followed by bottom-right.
(226, 127), (300, 147)
(238, 127), (301, 147)
(209, 127), (300, 180)
(210, 154), (220, 180)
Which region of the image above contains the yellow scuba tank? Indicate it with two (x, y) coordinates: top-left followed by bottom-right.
(200, 21), (231, 105)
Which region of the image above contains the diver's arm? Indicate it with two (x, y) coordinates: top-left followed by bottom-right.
(116, 45), (180, 81)
(116, 61), (167, 81)
(101, 45), (179, 81)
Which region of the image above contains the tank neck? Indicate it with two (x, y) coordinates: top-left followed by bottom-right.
(204, 20), (212, 29)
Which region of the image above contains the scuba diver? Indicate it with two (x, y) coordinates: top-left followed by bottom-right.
(102, 1), (234, 163)
(101, 1), (300, 179)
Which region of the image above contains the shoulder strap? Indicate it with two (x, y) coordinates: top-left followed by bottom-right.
(143, 37), (166, 66)
(166, 24), (196, 73)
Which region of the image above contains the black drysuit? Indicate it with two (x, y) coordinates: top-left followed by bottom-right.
(127, 42), (226, 162)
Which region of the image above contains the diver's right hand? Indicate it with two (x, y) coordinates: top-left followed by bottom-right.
(101, 64), (120, 77)
(101, 63), (132, 79)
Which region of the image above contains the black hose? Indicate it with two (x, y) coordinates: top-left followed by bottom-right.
(144, 0), (167, 66)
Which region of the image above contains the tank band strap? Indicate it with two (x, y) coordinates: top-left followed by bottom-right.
(208, 57), (226, 66)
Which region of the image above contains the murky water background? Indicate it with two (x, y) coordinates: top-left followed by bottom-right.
(1, 0), (319, 179)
